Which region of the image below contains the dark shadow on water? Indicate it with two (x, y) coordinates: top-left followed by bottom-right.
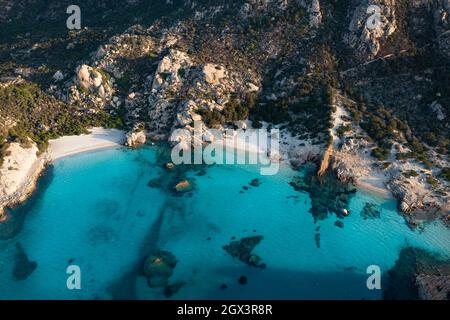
(0, 165), (55, 241)
(108, 198), (185, 299)
(12, 242), (37, 281)
(153, 265), (383, 300)
(108, 145), (198, 299)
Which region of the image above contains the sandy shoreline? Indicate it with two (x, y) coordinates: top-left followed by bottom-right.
(1, 127), (394, 217)
(356, 179), (391, 198)
(0, 128), (126, 215)
(48, 127), (126, 161)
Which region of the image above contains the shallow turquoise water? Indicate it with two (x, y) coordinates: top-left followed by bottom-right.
(0, 146), (449, 300)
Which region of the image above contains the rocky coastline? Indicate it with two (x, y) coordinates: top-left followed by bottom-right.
(0, 143), (49, 219)
(1, 0), (448, 229)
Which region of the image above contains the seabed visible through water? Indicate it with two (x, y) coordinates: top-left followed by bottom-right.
(0, 145), (449, 300)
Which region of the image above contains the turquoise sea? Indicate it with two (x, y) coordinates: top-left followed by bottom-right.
(0, 145), (449, 299)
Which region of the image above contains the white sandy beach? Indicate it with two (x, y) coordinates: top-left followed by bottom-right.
(48, 127), (126, 161)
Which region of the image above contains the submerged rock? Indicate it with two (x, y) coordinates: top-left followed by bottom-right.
(148, 178), (162, 189)
(143, 250), (178, 288)
(164, 281), (186, 298)
(314, 233), (321, 248)
(249, 178), (261, 187)
(238, 276), (248, 285)
(361, 202), (381, 220)
(195, 169), (207, 177)
(290, 169), (357, 222)
(174, 180), (193, 193)
(334, 220), (344, 228)
(13, 243), (37, 281)
(165, 162), (176, 170)
(223, 236), (266, 268)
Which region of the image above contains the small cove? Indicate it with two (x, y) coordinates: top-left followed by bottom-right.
(0, 145), (449, 299)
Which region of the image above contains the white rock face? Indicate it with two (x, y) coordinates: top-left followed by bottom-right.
(148, 50), (194, 133)
(177, 100), (201, 127)
(0, 142), (46, 211)
(75, 64), (111, 98)
(125, 130), (147, 148)
(344, 0), (397, 59)
(201, 64), (226, 86)
(146, 47), (257, 142)
(151, 50), (192, 92)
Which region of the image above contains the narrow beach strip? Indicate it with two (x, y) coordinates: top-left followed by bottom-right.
(48, 127), (126, 161)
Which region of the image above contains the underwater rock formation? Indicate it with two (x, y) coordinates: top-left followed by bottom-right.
(174, 180), (193, 193)
(146, 146), (202, 198)
(143, 250), (178, 288)
(290, 169), (357, 222)
(334, 220), (344, 228)
(249, 178), (261, 187)
(361, 202), (381, 220)
(223, 236), (266, 269)
(238, 276), (248, 285)
(12, 243), (37, 281)
(164, 281), (186, 298)
(314, 233), (321, 248)
(165, 162), (176, 171)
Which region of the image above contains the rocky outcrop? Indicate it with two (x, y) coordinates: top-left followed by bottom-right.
(415, 274), (450, 300)
(145, 46), (257, 148)
(384, 246), (450, 300)
(75, 64), (112, 99)
(0, 142), (48, 216)
(317, 145), (333, 177)
(416, 274), (450, 300)
(125, 129), (146, 148)
(344, 0), (397, 60)
(387, 176), (448, 217)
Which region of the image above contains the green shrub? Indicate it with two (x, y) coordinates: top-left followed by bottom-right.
(403, 170), (419, 178)
(439, 167), (450, 182)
